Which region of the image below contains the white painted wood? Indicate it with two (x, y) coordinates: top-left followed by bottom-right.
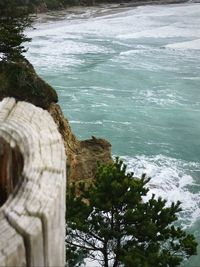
(0, 98), (66, 267)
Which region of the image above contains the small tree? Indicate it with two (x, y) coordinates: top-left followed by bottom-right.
(0, 0), (32, 62)
(66, 158), (197, 267)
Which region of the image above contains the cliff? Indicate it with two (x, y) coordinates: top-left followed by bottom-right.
(49, 103), (112, 184)
(10, 0), (188, 13)
(0, 60), (112, 184)
(15, 0), (132, 13)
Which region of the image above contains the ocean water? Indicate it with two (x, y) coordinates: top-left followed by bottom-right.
(26, 2), (200, 266)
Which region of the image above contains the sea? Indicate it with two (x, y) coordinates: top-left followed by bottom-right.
(26, 2), (200, 266)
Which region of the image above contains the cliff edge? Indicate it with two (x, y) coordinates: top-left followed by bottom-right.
(0, 60), (112, 183)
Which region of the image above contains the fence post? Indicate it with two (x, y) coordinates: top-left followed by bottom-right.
(0, 98), (66, 267)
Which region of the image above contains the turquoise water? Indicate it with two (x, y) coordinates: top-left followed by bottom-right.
(27, 3), (200, 265)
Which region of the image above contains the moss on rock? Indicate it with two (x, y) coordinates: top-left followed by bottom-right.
(0, 60), (58, 109)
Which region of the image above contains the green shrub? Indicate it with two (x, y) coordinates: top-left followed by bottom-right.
(66, 158), (197, 267)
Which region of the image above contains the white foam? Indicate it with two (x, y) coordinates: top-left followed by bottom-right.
(120, 49), (147, 55)
(166, 38), (200, 50)
(26, 2), (200, 72)
(131, 89), (182, 107)
(70, 120), (103, 125)
(91, 103), (108, 108)
(28, 3), (200, 40)
(121, 154), (200, 227)
(117, 26), (200, 39)
(103, 120), (131, 125)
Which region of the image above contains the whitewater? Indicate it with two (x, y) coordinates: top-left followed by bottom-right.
(26, 2), (200, 266)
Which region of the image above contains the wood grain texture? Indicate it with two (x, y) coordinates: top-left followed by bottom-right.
(0, 98), (66, 267)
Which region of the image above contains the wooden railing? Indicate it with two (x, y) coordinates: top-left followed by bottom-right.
(0, 98), (66, 267)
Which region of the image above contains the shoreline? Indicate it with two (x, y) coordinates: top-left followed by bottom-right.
(34, 0), (189, 24)
(34, 0), (189, 13)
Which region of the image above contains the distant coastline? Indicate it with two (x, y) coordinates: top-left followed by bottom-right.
(19, 0), (189, 13)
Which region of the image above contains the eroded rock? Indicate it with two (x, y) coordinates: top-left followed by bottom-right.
(48, 103), (112, 184)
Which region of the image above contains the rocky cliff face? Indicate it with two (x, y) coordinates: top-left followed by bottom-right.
(48, 103), (112, 184)
(0, 60), (112, 183)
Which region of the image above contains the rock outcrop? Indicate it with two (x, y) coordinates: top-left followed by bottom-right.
(48, 103), (112, 184)
(0, 60), (112, 183)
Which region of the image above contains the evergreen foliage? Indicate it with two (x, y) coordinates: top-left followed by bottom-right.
(66, 158), (197, 267)
(0, 0), (32, 61)
(0, 0), (133, 13)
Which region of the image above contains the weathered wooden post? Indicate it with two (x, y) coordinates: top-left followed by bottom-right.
(0, 98), (66, 267)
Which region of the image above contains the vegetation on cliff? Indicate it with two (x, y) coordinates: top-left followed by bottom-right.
(0, 0), (58, 108)
(0, 0), (120, 13)
(0, 60), (58, 109)
(0, 0), (185, 13)
(15, 0), (132, 12)
(66, 158), (197, 267)
(0, 0), (33, 61)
